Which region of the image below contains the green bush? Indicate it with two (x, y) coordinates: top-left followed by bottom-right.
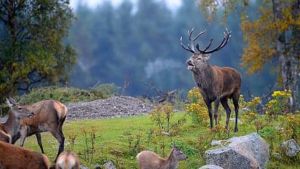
(17, 84), (119, 104)
(90, 83), (119, 98)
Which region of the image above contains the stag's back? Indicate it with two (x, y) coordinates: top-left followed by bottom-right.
(213, 66), (241, 98)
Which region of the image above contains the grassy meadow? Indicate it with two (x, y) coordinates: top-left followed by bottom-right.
(5, 87), (298, 169)
(22, 112), (300, 169)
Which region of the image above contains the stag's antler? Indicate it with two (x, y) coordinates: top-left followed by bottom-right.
(196, 28), (231, 54)
(180, 28), (231, 54)
(180, 28), (205, 53)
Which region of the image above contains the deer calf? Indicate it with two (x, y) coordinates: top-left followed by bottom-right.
(55, 151), (80, 169)
(137, 147), (187, 169)
(0, 141), (50, 169)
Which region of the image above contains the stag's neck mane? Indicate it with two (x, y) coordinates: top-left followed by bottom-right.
(192, 63), (214, 90)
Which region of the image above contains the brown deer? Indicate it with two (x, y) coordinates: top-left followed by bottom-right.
(0, 141), (50, 169)
(55, 151), (80, 169)
(180, 28), (241, 132)
(5, 97), (68, 161)
(136, 147), (187, 169)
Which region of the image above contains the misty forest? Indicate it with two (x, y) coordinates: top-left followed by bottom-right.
(0, 0), (300, 169)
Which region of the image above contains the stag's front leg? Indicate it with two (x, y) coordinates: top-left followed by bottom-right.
(204, 99), (213, 128)
(214, 99), (220, 126)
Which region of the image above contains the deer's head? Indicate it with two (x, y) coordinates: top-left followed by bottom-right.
(171, 146), (187, 161)
(180, 28), (231, 72)
(6, 98), (34, 119)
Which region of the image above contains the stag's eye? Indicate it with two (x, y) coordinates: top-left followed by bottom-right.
(18, 107), (22, 110)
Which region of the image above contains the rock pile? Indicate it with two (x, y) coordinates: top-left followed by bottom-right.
(67, 96), (153, 120)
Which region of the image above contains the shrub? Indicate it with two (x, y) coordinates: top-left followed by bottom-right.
(266, 90), (291, 120)
(279, 114), (300, 141)
(247, 96), (261, 112)
(90, 83), (119, 98)
(16, 84), (119, 105)
(120, 129), (144, 156)
(18, 86), (94, 104)
(185, 87), (208, 126)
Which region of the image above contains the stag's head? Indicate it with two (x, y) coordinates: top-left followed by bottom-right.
(6, 98), (34, 119)
(180, 28), (231, 72)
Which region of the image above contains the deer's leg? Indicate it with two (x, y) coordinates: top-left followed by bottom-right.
(232, 93), (240, 132)
(214, 99), (220, 125)
(204, 99), (213, 128)
(35, 133), (45, 153)
(221, 98), (231, 131)
(50, 129), (65, 162)
(19, 126), (28, 147)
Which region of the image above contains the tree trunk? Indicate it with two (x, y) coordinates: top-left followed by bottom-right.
(273, 0), (300, 112)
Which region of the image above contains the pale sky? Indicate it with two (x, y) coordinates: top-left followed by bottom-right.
(69, 0), (182, 10)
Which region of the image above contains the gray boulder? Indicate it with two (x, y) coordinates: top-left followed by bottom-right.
(80, 165), (89, 169)
(103, 161), (116, 169)
(280, 139), (300, 157)
(205, 133), (269, 169)
(199, 164), (224, 169)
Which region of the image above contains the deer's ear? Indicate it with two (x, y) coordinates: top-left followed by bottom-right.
(6, 98), (14, 108)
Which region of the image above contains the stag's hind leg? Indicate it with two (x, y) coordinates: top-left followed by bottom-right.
(232, 92), (240, 132)
(221, 98), (231, 131)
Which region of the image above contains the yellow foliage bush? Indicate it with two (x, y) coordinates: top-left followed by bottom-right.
(186, 87), (209, 126)
(266, 90), (291, 120)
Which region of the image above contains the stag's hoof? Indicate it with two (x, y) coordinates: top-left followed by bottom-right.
(234, 128), (238, 132)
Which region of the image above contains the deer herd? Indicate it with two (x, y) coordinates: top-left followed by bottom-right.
(0, 28), (240, 169)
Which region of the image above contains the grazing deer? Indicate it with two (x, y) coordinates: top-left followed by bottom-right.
(136, 147), (187, 169)
(180, 28), (241, 132)
(0, 141), (50, 169)
(55, 151), (80, 169)
(5, 98), (68, 161)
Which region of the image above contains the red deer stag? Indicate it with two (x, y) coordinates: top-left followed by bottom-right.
(0, 141), (50, 169)
(180, 28), (241, 132)
(5, 97), (68, 161)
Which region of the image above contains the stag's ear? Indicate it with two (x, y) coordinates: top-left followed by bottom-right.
(203, 54), (210, 61)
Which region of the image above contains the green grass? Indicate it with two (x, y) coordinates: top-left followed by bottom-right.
(22, 113), (300, 169)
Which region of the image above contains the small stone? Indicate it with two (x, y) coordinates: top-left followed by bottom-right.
(103, 161), (116, 169)
(199, 164), (224, 169)
(280, 139), (300, 157)
(94, 164), (101, 169)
